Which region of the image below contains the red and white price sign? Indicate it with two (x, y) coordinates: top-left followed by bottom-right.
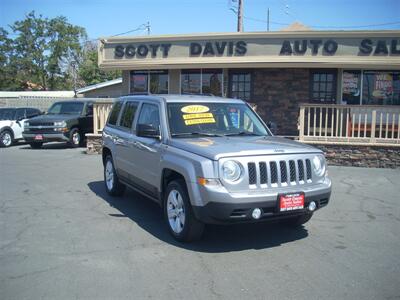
(279, 193), (304, 212)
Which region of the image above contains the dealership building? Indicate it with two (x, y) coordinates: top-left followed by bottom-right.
(98, 31), (400, 135)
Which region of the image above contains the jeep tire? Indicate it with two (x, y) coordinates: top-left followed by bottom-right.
(164, 179), (204, 242)
(104, 155), (125, 196)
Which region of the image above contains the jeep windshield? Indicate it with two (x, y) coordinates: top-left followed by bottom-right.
(167, 102), (270, 137)
(47, 102), (84, 115)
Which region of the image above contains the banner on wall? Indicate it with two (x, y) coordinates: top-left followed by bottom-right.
(373, 73), (393, 99)
(343, 72), (360, 96)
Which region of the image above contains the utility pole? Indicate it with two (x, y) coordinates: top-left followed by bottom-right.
(146, 21), (151, 35)
(71, 61), (77, 98)
(267, 8), (270, 31)
(237, 0), (243, 32)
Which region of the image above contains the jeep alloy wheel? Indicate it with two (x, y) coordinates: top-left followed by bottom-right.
(167, 189), (186, 234)
(164, 180), (204, 242)
(105, 159), (114, 191)
(104, 155), (125, 196)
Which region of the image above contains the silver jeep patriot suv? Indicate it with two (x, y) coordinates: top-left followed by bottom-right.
(102, 95), (331, 242)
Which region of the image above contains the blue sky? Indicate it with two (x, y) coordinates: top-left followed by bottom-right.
(1, 0), (399, 39)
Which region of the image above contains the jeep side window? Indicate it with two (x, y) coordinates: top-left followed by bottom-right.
(119, 102), (138, 129)
(137, 103), (160, 129)
(107, 102), (123, 126)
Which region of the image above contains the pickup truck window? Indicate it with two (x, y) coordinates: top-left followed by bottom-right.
(48, 102), (84, 115)
(167, 102), (269, 137)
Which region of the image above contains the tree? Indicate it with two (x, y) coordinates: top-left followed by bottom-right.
(1, 11), (87, 90)
(0, 27), (19, 90)
(78, 41), (121, 86)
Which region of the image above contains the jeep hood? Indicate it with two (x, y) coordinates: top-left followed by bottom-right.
(169, 136), (321, 160)
(28, 114), (79, 124)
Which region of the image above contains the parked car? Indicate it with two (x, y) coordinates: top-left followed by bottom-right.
(23, 100), (94, 149)
(0, 107), (42, 147)
(102, 95), (332, 242)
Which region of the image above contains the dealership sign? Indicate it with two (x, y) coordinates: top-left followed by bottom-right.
(113, 39), (400, 59)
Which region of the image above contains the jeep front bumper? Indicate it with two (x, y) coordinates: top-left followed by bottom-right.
(191, 178), (331, 224)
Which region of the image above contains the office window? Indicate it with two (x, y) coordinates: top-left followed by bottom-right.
(181, 69), (223, 95)
(310, 70), (337, 103)
(362, 71), (400, 105)
(130, 70), (168, 94)
(342, 70), (362, 105)
(229, 72), (252, 101)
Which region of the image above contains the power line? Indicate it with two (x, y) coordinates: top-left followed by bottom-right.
(243, 15), (400, 29)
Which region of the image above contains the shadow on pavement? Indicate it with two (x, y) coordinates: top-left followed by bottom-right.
(88, 180), (308, 252)
(19, 142), (82, 150)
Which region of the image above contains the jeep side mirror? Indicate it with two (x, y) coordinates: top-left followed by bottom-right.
(137, 124), (160, 139)
(267, 121), (278, 135)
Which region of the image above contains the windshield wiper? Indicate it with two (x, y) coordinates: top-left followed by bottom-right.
(171, 132), (224, 138)
(224, 131), (264, 137)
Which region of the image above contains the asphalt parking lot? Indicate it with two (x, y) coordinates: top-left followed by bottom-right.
(1, 143), (400, 300)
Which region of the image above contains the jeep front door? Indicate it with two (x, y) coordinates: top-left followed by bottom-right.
(129, 103), (162, 199)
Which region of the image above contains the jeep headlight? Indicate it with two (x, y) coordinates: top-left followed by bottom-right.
(25, 122), (30, 126)
(312, 155), (326, 177)
(222, 160), (243, 182)
(54, 121), (66, 127)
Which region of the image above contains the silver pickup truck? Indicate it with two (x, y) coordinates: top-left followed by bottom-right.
(102, 95), (331, 242)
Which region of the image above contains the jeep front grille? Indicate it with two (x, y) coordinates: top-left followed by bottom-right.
(247, 158), (312, 187)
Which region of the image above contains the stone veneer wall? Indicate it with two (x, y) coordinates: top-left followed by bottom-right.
(312, 144), (400, 169)
(252, 68), (310, 136)
(86, 134), (103, 154)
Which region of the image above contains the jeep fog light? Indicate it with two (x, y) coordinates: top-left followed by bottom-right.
(222, 160), (243, 182)
(308, 201), (316, 212)
(252, 208), (262, 219)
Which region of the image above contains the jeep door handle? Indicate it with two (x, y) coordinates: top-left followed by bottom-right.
(114, 137), (127, 146)
(134, 141), (157, 153)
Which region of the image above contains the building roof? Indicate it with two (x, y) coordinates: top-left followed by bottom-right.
(0, 91), (75, 98)
(76, 78), (122, 94)
(280, 22), (312, 31)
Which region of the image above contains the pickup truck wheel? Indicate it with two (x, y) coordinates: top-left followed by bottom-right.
(68, 128), (81, 148)
(29, 142), (43, 149)
(104, 155), (125, 196)
(164, 179), (204, 242)
(0, 130), (13, 147)
(284, 213), (313, 227)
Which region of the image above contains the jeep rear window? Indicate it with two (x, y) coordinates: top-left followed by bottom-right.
(167, 102), (269, 137)
(107, 102), (123, 126)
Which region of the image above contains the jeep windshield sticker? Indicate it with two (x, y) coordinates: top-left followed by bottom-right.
(183, 113), (213, 120)
(181, 105), (210, 114)
(181, 108), (216, 125)
(184, 117), (216, 126)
